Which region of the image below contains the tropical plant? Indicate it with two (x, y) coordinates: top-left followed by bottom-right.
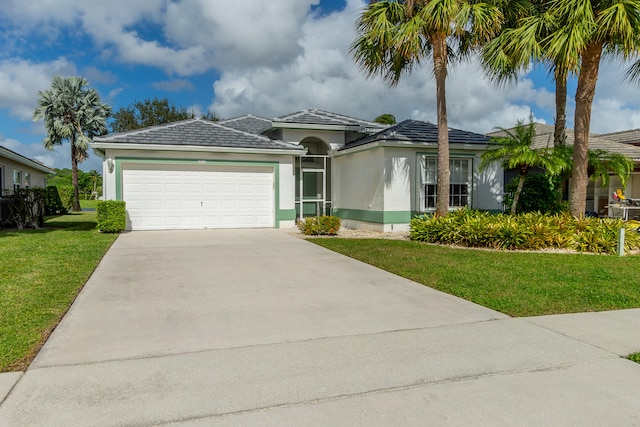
(479, 117), (567, 214)
(482, 0), (570, 147)
(33, 76), (111, 211)
(351, 0), (503, 216)
(504, 173), (565, 214)
(409, 209), (640, 254)
(86, 169), (101, 197)
(555, 145), (635, 189)
(485, 0), (640, 217)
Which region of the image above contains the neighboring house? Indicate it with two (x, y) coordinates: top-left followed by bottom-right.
(0, 145), (53, 197)
(92, 109), (503, 231)
(488, 123), (640, 216)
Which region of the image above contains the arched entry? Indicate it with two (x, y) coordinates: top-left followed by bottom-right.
(295, 137), (332, 219)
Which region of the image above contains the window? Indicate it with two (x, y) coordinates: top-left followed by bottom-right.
(419, 156), (471, 211)
(24, 172), (31, 188)
(13, 169), (21, 190)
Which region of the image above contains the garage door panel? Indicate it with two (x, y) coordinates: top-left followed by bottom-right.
(122, 164), (274, 230)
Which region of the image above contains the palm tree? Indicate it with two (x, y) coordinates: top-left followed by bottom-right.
(86, 169), (102, 198)
(481, 1), (570, 147)
(556, 145), (635, 188)
(351, 0), (502, 216)
(484, 0), (640, 216)
(479, 117), (567, 214)
(33, 76), (111, 211)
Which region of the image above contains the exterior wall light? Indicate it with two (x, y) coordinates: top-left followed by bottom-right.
(107, 157), (115, 173)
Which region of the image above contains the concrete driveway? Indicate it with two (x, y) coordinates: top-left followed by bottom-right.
(1, 229), (640, 426)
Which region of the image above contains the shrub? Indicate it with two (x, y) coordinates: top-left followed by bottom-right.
(504, 174), (564, 214)
(410, 209), (640, 255)
(298, 215), (341, 235)
(1, 188), (46, 229)
(44, 186), (67, 214)
(96, 200), (126, 233)
(55, 185), (74, 211)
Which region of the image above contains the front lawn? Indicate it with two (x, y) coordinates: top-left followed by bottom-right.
(79, 199), (98, 210)
(0, 212), (117, 372)
(309, 238), (640, 317)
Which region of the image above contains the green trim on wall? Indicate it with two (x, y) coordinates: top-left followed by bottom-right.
(276, 209), (296, 221)
(333, 208), (418, 224)
(113, 157), (290, 228)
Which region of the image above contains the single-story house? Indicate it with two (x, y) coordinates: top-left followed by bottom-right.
(92, 109), (503, 231)
(0, 145), (53, 196)
(488, 123), (640, 217)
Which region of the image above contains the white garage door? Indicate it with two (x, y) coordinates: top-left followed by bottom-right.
(122, 163), (274, 230)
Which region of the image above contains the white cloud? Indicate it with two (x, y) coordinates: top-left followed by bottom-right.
(0, 57), (76, 120)
(2, 0), (638, 141)
(209, 0), (554, 134)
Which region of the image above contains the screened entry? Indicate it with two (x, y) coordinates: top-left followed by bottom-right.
(295, 139), (332, 219)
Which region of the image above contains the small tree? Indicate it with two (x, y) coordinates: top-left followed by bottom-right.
(480, 117), (567, 215)
(374, 114), (397, 125)
(111, 97), (219, 133)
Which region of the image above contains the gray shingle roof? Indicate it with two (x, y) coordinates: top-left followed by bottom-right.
(274, 109), (387, 131)
(94, 118), (303, 151)
(219, 115), (273, 135)
(488, 123), (640, 161)
(0, 145), (54, 173)
(598, 128), (640, 145)
(341, 120), (490, 150)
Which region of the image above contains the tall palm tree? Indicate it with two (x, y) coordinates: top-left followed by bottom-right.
(33, 76), (111, 211)
(547, 0), (640, 216)
(479, 117), (567, 214)
(482, 1), (570, 147)
(484, 0), (640, 216)
(351, 0), (503, 217)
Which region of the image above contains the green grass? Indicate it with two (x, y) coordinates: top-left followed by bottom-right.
(79, 199), (98, 209)
(627, 353), (640, 364)
(309, 238), (640, 317)
(0, 212), (117, 372)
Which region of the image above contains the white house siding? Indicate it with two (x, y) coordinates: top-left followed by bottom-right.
(333, 147), (387, 231)
(0, 156), (49, 196)
(333, 146), (504, 231)
(100, 149), (297, 229)
(471, 155), (504, 212)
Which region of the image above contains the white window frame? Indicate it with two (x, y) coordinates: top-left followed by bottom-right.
(13, 169), (21, 190)
(418, 155), (472, 212)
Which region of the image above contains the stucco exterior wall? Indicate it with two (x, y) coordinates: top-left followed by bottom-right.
(0, 156), (49, 196)
(333, 145), (503, 231)
(333, 147), (385, 212)
(471, 155), (503, 212)
(100, 149), (297, 228)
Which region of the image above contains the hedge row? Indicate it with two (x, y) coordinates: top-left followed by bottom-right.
(410, 209), (640, 255)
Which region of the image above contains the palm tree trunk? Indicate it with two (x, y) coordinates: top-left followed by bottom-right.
(70, 139), (82, 212)
(569, 42), (602, 217)
(511, 172), (526, 215)
(434, 35), (450, 217)
(554, 69), (567, 147)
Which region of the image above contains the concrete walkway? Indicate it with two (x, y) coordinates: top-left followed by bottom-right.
(1, 229), (639, 426)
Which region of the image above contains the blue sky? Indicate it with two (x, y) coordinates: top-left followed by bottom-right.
(1, 0), (639, 172)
